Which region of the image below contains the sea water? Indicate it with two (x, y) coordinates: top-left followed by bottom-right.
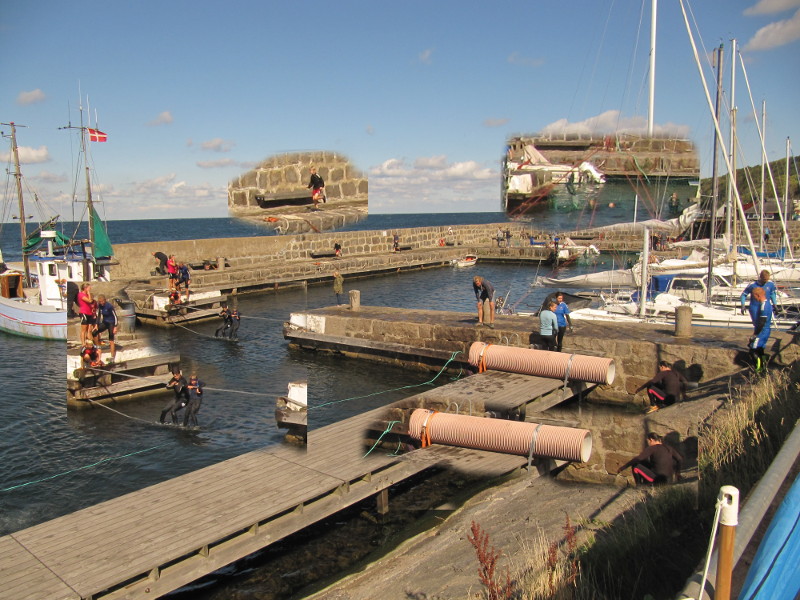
(0, 186), (677, 594)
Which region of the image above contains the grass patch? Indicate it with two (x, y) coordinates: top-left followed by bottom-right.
(506, 365), (800, 600)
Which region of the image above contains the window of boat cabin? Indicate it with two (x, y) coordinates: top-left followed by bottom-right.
(48, 264), (57, 277)
(672, 278), (704, 290)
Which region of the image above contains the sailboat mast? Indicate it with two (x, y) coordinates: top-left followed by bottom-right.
(759, 100), (766, 252)
(707, 44), (723, 304)
(647, 0), (657, 136)
(79, 106), (96, 250)
(6, 122), (31, 286)
(726, 39), (736, 250)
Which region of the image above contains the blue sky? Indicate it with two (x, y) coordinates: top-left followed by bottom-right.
(1, 0), (798, 220)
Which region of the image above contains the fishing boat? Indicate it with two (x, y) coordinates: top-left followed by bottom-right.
(0, 121), (114, 340)
(452, 254), (478, 268)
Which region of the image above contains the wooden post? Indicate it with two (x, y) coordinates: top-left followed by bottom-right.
(376, 488), (389, 515)
(482, 299), (492, 323)
(715, 485), (739, 600)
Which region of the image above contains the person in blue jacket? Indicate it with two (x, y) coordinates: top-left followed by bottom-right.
(748, 286), (772, 373)
(741, 270), (777, 325)
(553, 292), (573, 352)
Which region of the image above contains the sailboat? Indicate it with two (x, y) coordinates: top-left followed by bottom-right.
(0, 119), (114, 340)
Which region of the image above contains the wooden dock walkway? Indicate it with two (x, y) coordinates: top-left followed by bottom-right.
(0, 407), (527, 600)
(412, 370), (595, 419)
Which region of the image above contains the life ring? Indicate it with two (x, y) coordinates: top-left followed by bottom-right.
(438, 238), (445, 247)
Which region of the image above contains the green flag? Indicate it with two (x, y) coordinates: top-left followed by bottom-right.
(91, 207), (114, 258)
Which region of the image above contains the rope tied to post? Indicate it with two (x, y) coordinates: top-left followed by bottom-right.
(419, 410), (438, 448)
(477, 343), (492, 374)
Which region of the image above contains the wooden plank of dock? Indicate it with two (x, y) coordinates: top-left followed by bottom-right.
(0, 406), (528, 600)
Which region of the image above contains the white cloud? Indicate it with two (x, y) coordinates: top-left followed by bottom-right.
(16, 89), (46, 105)
(96, 173), (226, 216)
(196, 158), (237, 169)
(743, 7), (800, 50)
(0, 146), (50, 164)
(200, 138), (235, 152)
(147, 111), (174, 126)
(418, 48), (433, 64)
(484, 118), (509, 128)
(507, 52), (545, 67)
(744, 0), (800, 16)
(369, 155), (499, 213)
(32, 170), (67, 184)
(538, 110), (690, 138)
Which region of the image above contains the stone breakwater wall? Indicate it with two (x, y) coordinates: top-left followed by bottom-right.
(110, 223), (531, 281)
(227, 151), (369, 215)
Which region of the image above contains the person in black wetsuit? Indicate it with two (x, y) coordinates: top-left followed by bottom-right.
(183, 374), (205, 428)
(617, 432), (683, 485)
(228, 308), (241, 340)
(161, 370), (189, 424)
(215, 305), (232, 338)
(636, 361), (688, 413)
(152, 251), (168, 275)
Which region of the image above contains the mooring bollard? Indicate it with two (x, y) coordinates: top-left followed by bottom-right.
(715, 486), (739, 600)
(349, 289), (361, 311)
(675, 304), (692, 337)
(216, 257), (226, 271)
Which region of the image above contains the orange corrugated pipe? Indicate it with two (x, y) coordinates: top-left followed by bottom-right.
(468, 342), (615, 385)
(408, 409), (592, 462)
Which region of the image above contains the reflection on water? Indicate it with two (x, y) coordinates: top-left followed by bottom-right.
(2, 262), (592, 535)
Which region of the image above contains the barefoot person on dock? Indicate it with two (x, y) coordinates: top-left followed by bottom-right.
(472, 276), (495, 328)
(93, 295), (118, 364)
(77, 283), (96, 346)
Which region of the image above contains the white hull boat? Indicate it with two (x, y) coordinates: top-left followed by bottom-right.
(452, 254), (478, 268)
(0, 293), (67, 340)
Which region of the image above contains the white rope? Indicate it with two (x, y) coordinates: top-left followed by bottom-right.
(698, 496), (725, 599)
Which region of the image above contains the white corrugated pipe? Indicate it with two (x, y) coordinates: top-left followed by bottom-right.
(468, 342), (615, 385)
(408, 408), (592, 463)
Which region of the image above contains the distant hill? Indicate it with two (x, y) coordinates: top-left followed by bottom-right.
(700, 155), (799, 204)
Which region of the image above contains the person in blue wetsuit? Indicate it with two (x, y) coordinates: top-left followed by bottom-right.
(748, 287), (772, 373)
(553, 292), (573, 352)
(539, 300), (559, 351)
(92, 295), (118, 363)
(741, 270), (777, 325)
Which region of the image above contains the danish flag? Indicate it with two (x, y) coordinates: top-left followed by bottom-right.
(88, 128), (108, 142)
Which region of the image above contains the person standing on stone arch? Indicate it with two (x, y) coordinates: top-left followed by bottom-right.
(308, 166), (325, 210)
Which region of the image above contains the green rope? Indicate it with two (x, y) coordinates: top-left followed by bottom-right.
(1, 443), (171, 493)
(363, 420), (401, 458)
(311, 351), (463, 410)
